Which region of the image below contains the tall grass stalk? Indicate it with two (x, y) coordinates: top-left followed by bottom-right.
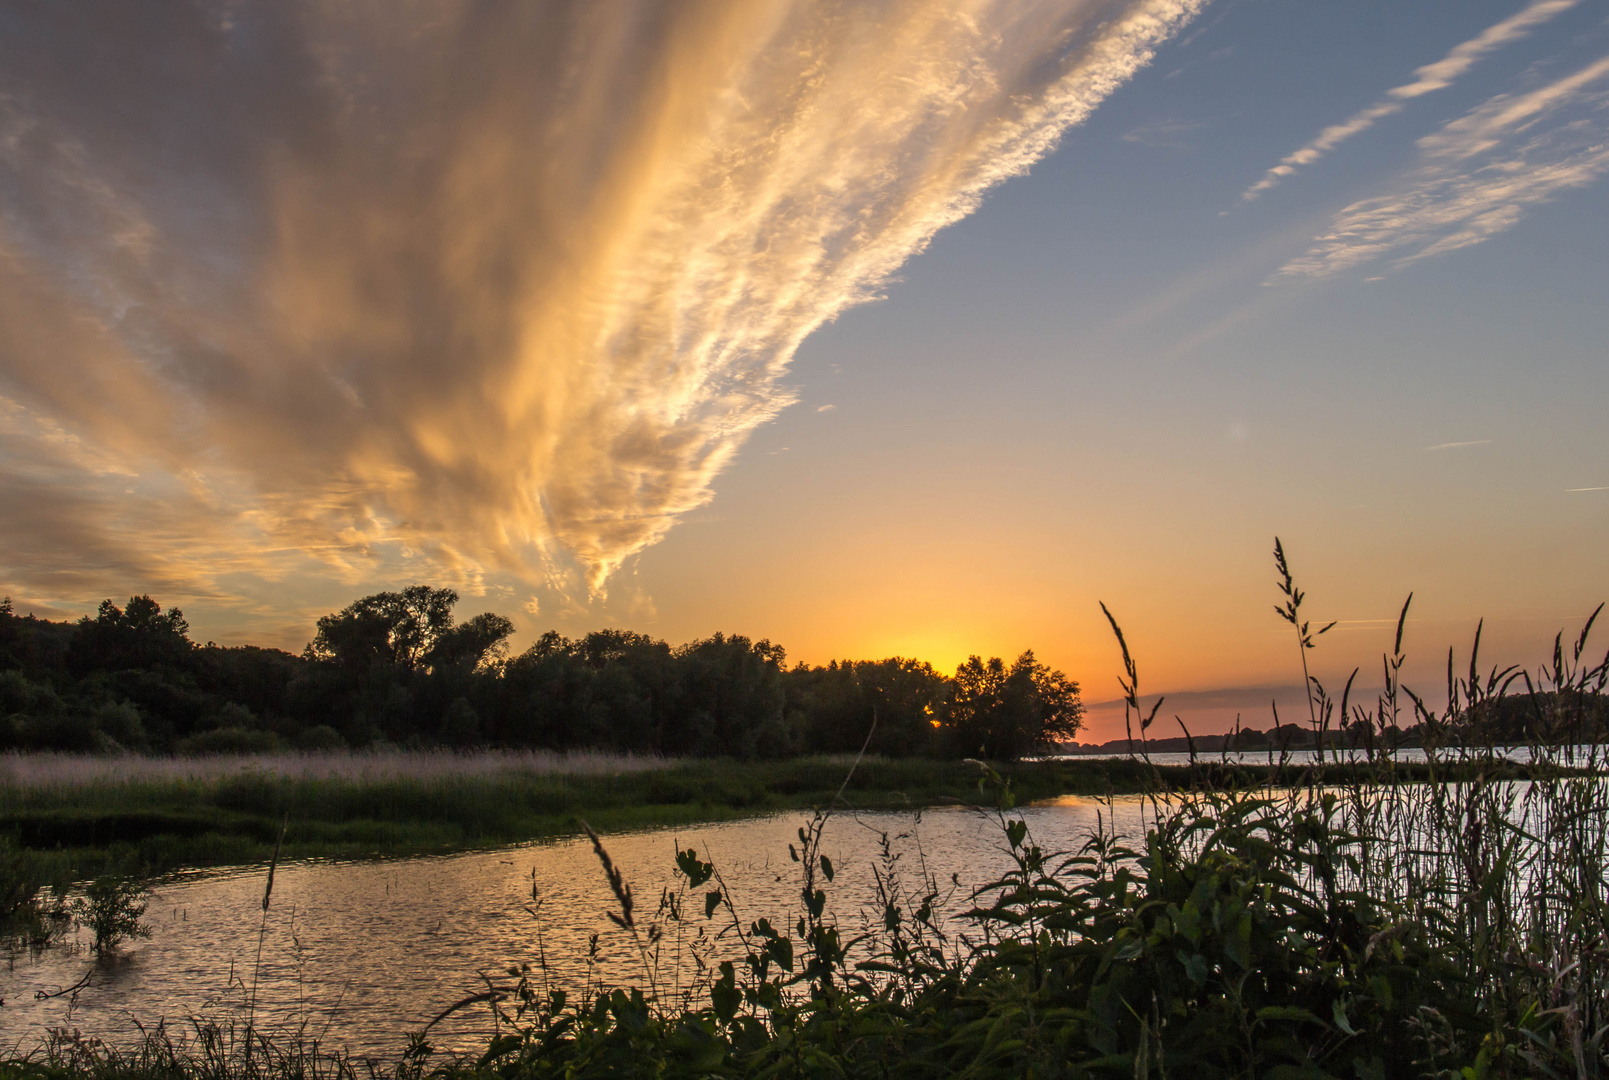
(247, 815), (288, 1042)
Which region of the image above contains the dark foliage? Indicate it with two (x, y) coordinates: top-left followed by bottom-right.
(0, 592), (1078, 758)
(944, 649), (1083, 759)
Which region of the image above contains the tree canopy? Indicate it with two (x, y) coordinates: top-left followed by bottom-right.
(0, 587), (1086, 759)
(942, 650), (1084, 759)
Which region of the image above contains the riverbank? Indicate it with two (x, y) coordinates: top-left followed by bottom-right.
(0, 749), (1552, 882)
(0, 753), (1138, 879)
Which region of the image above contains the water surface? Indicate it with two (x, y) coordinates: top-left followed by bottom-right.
(4, 799), (1148, 1058)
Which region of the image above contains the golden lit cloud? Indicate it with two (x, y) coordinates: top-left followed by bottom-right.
(0, 0), (1201, 620)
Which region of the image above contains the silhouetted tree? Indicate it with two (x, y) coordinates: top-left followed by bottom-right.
(305, 585), (459, 671)
(0, 597), (16, 670)
(788, 657), (948, 755)
(67, 596), (193, 676)
(941, 650), (1082, 760)
(426, 612), (516, 671)
(492, 630), (668, 750)
(671, 634), (791, 758)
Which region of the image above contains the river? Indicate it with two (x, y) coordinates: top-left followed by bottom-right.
(2, 797), (1151, 1058)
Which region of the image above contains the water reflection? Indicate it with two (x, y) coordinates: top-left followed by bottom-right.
(2, 799), (1151, 1058)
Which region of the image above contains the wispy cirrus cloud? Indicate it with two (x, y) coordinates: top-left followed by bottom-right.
(1243, 0), (1580, 201)
(0, 0), (1203, 631)
(1122, 115), (1217, 149)
(1275, 51), (1609, 280)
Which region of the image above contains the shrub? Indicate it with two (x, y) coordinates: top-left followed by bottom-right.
(0, 834), (49, 936)
(175, 727), (285, 755)
(69, 874), (150, 954)
(293, 724), (346, 751)
(93, 700), (148, 752)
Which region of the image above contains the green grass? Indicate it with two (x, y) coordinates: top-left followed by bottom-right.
(0, 755), (1113, 878)
(0, 751), (1547, 885)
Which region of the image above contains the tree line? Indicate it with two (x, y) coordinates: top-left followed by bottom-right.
(0, 588), (1083, 759)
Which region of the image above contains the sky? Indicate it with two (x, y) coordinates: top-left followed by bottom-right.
(2, 0), (1606, 741)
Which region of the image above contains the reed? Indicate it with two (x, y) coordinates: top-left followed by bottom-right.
(0, 755), (1187, 890)
(0, 749), (677, 791)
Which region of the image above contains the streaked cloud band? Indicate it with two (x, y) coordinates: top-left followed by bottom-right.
(1277, 52), (1609, 280)
(1243, 0), (1579, 201)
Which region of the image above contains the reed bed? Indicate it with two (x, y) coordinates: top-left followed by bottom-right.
(0, 755), (1174, 886)
(0, 749), (677, 790)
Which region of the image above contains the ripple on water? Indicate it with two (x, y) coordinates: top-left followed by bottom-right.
(2, 799), (1151, 1058)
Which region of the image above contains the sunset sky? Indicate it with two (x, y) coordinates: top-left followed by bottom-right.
(2, 1), (1606, 740)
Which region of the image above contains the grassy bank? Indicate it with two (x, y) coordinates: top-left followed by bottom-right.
(0, 752), (1130, 879)
(0, 748), (1568, 885)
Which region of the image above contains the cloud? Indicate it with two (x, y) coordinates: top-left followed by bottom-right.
(1122, 116), (1216, 148)
(1275, 52), (1609, 280)
(1425, 440), (1494, 450)
(815, 404), (837, 413)
(0, 0), (1204, 620)
(1243, 0), (1580, 200)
